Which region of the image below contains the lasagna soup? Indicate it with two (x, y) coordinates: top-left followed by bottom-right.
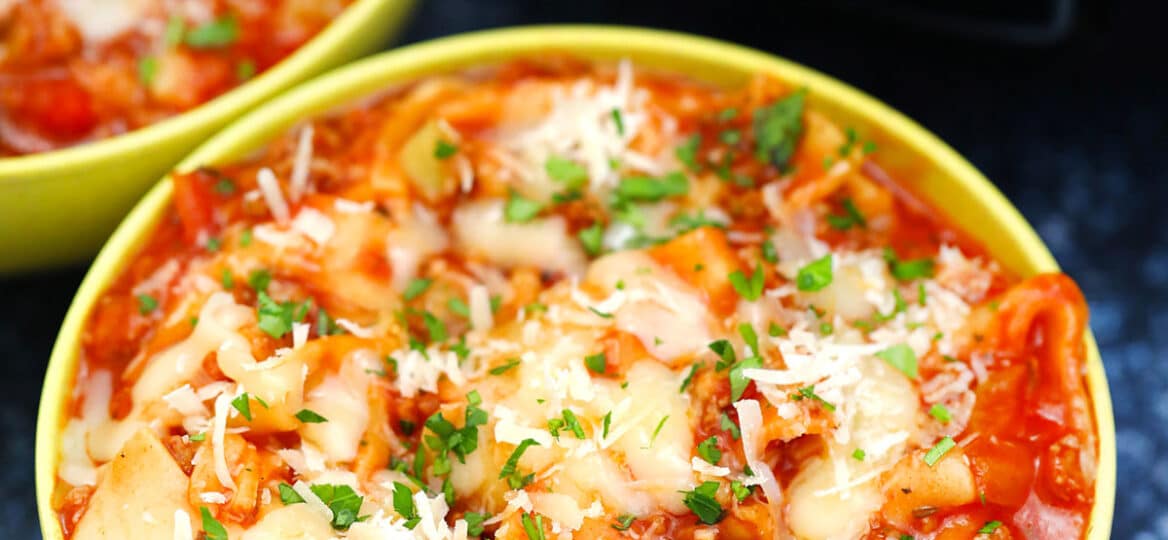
(53, 59), (1099, 539)
(0, 0), (350, 156)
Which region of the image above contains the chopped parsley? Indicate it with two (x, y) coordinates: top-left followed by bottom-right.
(679, 362), (701, 393)
(647, 415), (669, 448)
(826, 198), (867, 230)
(220, 268), (234, 289)
(200, 507), (228, 540)
(720, 412), (741, 440)
(189, 432), (206, 442)
(761, 238), (779, 263)
(697, 436), (722, 464)
(708, 339), (736, 371)
(791, 385), (836, 411)
(136, 294), (158, 314)
(392, 481), (421, 529)
(577, 223), (604, 256)
(422, 311), (447, 342)
(675, 134), (702, 171)
(164, 15), (185, 47)
(728, 264), (765, 301)
(681, 481), (724, 524)
(231, 393), (254, 421)
(423, 392), (488, 471)
(584, 352), (607, 374)
(588, 306), (614, 319)
(205, 236), (222, 252)
(545, 156), (588, 188)
(138, 55), (158, 85)
(611, 514), (636, 531)
(562, 409), (586, 439)
(247, 268), (272, 293)
(669, 210), (726, 234)
(213, 177), (236, 195)
(611, 108), (625, 135)
(236, 58), (255, 81)
(434, 140), (458, 159)
(185, 15), (238, 49)
(852, 448), (866, 461)
(402, 277), (432, 301)
(499, 438), (540, 489)
(277, 482), (303, 505)
(316, 308), (344, 336)
(738, 323), (760, 355)
(796, 254), (833, 291)
(504, 190), (544, 223)
(768, 322), (787, 337)
(602, 411), (612, 438)
(464, 512), (489, 536)
(521, 512), (546, 540)
(615, 171), (689, 202)
(875, 343), (919, 379)
(295, 409), (328, 424)
(883, 247), (935, 281)
(978, 520), (1003, 535)
(929, 403), (952, 424)
(309, 487), (360, 529)
(752, 89), (806, 169)
(729, 354), (762, 401)
(489, 358), (521, 375)
(447, 297), (470, 318)
(256, 291), (308, 339)
(730, 480), (753, 502)
(923, 436), (956, 467)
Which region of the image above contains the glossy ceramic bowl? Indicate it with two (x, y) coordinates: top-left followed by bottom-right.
(35, 26), (1116, 539)
(0, 0), (416, 274)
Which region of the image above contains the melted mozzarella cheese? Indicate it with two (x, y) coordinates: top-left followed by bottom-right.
(299, 350), (380, 463)
(452, 200), (585, 276)
(583, 250), (712, 363)
(386, 205), (449, 292)
(134, 292), (253, 405)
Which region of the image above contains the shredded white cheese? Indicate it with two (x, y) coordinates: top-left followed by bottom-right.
(256, 168), (291, 223)
(289, 125), (315, 202)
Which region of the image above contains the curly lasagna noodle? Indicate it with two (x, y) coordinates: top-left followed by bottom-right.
(52, 59), (1098, 539)
(0, 0), (350, 156)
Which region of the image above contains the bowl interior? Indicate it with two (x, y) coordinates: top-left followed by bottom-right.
(35, 25), (1116, 539)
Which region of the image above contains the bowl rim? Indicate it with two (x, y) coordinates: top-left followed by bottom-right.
(35, 25), (1116, 539)
(0, 0), (401, 181)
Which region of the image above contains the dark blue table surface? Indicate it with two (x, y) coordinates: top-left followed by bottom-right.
(3, 2), (1161, 538)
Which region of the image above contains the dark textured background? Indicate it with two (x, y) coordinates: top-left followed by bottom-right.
(3, 1), (1162, 538)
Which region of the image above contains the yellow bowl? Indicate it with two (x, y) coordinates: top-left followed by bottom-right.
(35, 26), (1116, 539)
(0, 0), (416, 274)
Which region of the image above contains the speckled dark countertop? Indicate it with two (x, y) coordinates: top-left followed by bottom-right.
(2, 2), (1161, 538)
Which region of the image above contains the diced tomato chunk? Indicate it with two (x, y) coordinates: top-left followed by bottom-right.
(10, 78), (97, 138)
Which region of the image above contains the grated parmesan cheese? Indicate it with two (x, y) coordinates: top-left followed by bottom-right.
(172, 509), (193, 540)
(211, 393), (237, 490)
(290, 207), (335, 246)
(256, 168), (291, 223)
(288, 125), (315, 202)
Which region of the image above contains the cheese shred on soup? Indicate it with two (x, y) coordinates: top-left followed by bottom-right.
(52, 58), (1099, 540)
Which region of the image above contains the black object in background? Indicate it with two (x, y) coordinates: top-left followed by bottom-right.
(2, 1), (1162, 538)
